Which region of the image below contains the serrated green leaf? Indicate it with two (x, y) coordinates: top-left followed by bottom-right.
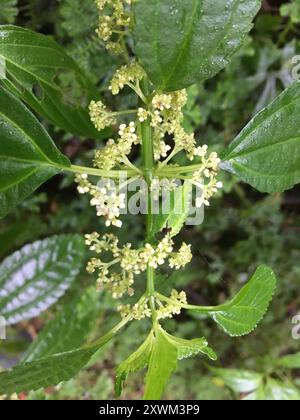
(164, 332), (217, 361)
(221, 81), (300, 193)
(0, 25), (103, 138)
(115, 332), (154, 397)
(0, 315), (128, 394)
(144, 327), (178, 400)
(0, 85), (71, 218)
(191, 265), (276, 336)
(210, 265), (276, 336)
(149, 182), (192, 240)
(23, 287), (102, 363)
(0, 347), (97, 394)
(276, 353), (300, 369)
(133, 0), (261, 91)
(210, 265), (276, 337)
(210, 367), (263, 393)
(0, 235), (85, 325)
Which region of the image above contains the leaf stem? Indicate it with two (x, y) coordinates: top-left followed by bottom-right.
(155, 292), (229, 313)
(86, 315), (132, 349)
(66, 164), (137, 179)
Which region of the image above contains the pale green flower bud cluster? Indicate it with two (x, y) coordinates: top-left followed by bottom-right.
(75, 175), (125, 227)
(94, 122), (140, 170)
(85, 233), (192, 300)
(118, 299), (152, 320)
(89, 100), (117, 131)
(95, 0), (134, 54)
(169, 243), (192, 270)
(156, 290), (187, 320)
(109, 63), (146, 95)
(191, 151), (223, 207)
(118, 289), (187, 320)
(148, 90), (189, 161)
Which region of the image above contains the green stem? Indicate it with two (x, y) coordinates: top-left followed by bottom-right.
(67, 164), (137, 179)
(140, 80), (157, 324)
(155, 292), (231, 313)
(112, 109), (138, 118)
(86, 315), (132, 349)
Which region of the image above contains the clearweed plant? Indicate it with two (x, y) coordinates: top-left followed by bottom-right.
(0, 0), (300, 400)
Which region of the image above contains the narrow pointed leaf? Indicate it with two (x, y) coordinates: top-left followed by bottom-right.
(221, 81), (300, 193)
(133, 0), (261, 91)
(115, 332), (154, 397)
(0, 85), (71, 218)
(0, 25), (103, 138)
(144, 327), (178, 400)
(0, 235), (85, 325)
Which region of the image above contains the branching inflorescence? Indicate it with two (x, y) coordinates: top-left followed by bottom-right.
(75, 0), (223, 323)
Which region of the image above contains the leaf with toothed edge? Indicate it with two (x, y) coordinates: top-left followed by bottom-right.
(0, 25), (105, 138)
(23, 287), (102, 363)
(0, 347), (97, 394)
(0, 235), (85, 325)
(164, 332), (217, 361)
(115, 331), (154, 397)
(133, 0), (262, 92)
(208, 265), (276, 337)
(221, 81), (300, 193)
(0, 84), (71, 218)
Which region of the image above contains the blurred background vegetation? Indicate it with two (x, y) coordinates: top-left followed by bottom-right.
(0, 0), (300, 400)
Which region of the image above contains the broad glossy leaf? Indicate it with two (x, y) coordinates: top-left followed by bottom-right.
(0, 25), (103, 138)
(0, 235), (85, 325)
(133, 0), (261, 91)
(149, 182), (192, 240)
(115, 332), (154, 397)
(210, 367), (262, 393)
(164, 332), (217, 361)
(0, 346), (98, 394)
(276, 353), (300, 369)
(221, 81), (300, 193)
(23, 287), (102, 362)
(193, 265), (276, 336)
(0, 85), (71, 218)
(144, 327), (178, 400)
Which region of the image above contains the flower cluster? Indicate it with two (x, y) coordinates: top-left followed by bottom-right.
(169, 243), (192, 270)
(109, 62), (146, 95)
(156, 290), (187, 320)
(96, 0), (134, 54)
(89, 100), (117, 131)
(94, 122), (140, 170)
(117, 289), (188, 320)
(140, 89), (195, 161)
(85, 233), (192, 300)
(191, 150), (223, 207)
(75, 175), (126, 227)
(118, 299), (151, 321)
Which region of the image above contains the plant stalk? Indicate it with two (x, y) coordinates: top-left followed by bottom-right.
(140, 80), (157, 323)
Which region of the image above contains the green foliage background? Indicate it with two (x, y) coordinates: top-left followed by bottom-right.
(0, 0), (300, 400)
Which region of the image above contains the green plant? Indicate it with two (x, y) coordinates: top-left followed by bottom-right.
(210, 352), (300, 400)
(0, 0), (300, 400)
